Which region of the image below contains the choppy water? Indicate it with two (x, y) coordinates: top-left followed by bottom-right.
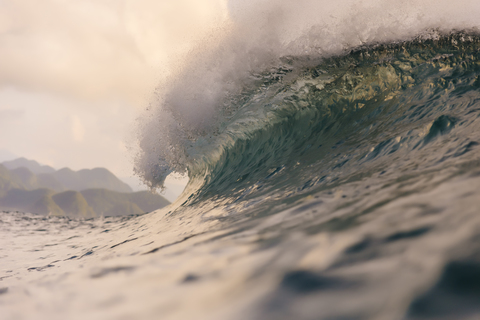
(3, 31), (480, 320)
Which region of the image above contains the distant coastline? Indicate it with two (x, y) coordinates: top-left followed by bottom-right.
(0, 158), (170, 217)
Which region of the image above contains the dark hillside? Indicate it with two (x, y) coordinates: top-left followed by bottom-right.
(0, 164), (25, 197)
(52, 191), (95, 218)
(53, 167), (132, 193)
(81, 189), (170, 216)
(0, 188), (56, 212)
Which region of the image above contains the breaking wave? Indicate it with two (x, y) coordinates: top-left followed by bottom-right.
(138, 31), (480, 213)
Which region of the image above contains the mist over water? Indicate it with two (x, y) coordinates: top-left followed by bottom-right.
(4, 1), (480, 320)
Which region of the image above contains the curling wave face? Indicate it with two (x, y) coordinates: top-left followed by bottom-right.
(175, 32), (480, 209)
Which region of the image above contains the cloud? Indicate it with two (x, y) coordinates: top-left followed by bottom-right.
(71, 115), (85, 143)
(0, 106), (24, 123)
(0, 87), (139, 175)
(0, 0), (228, 106)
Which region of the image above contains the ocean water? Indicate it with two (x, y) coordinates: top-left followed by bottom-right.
(3, 2), (480, 319)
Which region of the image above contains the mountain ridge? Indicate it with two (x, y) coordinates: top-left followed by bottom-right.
(2, 158), (132, 193)
(2, 157), (55, 174)
(0, 158), (170, 217)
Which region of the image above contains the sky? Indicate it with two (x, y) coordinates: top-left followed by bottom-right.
(0, 0), (229, 199)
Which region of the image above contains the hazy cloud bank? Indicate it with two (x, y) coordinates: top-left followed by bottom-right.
(0, 0), (228, 105)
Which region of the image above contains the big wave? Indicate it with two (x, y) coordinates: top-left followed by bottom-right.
(137, 31), (480, 214)
(134, 0), (480, 204)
